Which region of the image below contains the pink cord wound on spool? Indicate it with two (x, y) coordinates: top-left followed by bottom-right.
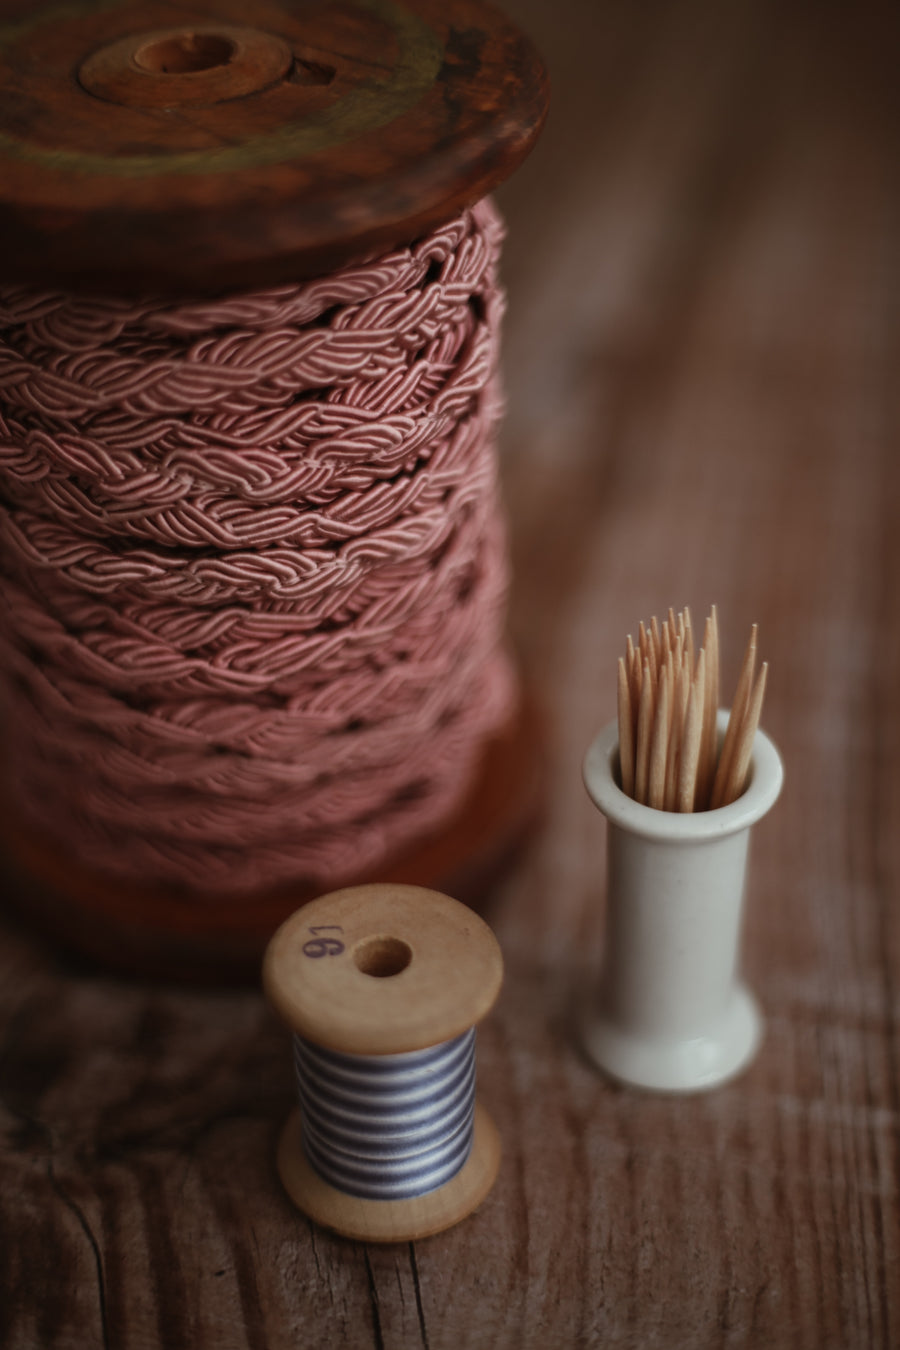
(0, 200), (515, 896)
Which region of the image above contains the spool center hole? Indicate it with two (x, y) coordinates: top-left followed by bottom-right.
(135, 33), (236, 74)
(353, 936), (412, 979)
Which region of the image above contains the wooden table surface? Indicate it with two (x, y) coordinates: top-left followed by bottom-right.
(2, 0), (899, 1345)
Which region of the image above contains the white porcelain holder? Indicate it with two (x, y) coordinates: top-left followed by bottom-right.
(581, 711), (783, 1092)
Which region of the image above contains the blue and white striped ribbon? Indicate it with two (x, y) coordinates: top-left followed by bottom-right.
(293, 1028), (476, 1200)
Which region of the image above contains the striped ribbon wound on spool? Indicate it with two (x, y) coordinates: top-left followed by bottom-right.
(293, 1029), (476, 1200)
(0, 199), (514, 895)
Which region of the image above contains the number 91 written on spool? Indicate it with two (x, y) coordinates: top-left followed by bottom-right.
(302, 925), (344, 958)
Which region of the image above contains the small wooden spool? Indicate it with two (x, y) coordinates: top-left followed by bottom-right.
(0, 0), (548, 978)
(263, 883), (503, 1241)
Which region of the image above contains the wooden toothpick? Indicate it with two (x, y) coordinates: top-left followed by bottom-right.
(626, 633), (640, 731)
(710, 623), (757, 809)
(682, 605), (695, 679)
(634, 658), (653, 805)
(650, 614), (662, 667)
(664, 644), (689, 811)
(721, 661), (768, 806)
(648, 674), (669, 809)
(677, 647), (706, 812)
(617, 656), (635, 797)
(697, 605), (719, 809)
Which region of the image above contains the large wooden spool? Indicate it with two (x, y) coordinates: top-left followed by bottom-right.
(0, 0), (548, 978)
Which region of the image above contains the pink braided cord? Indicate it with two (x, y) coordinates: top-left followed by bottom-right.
(0, 200), (516, 897)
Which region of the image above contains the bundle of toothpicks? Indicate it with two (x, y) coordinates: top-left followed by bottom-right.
(617, 606), (768, 812)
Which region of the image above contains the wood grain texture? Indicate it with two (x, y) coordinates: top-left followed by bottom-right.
(2, 0), (900, 1344)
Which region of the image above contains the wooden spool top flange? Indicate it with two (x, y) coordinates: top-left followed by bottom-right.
(263, 883), (504, 1055)
(0, 0), (548, 294)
